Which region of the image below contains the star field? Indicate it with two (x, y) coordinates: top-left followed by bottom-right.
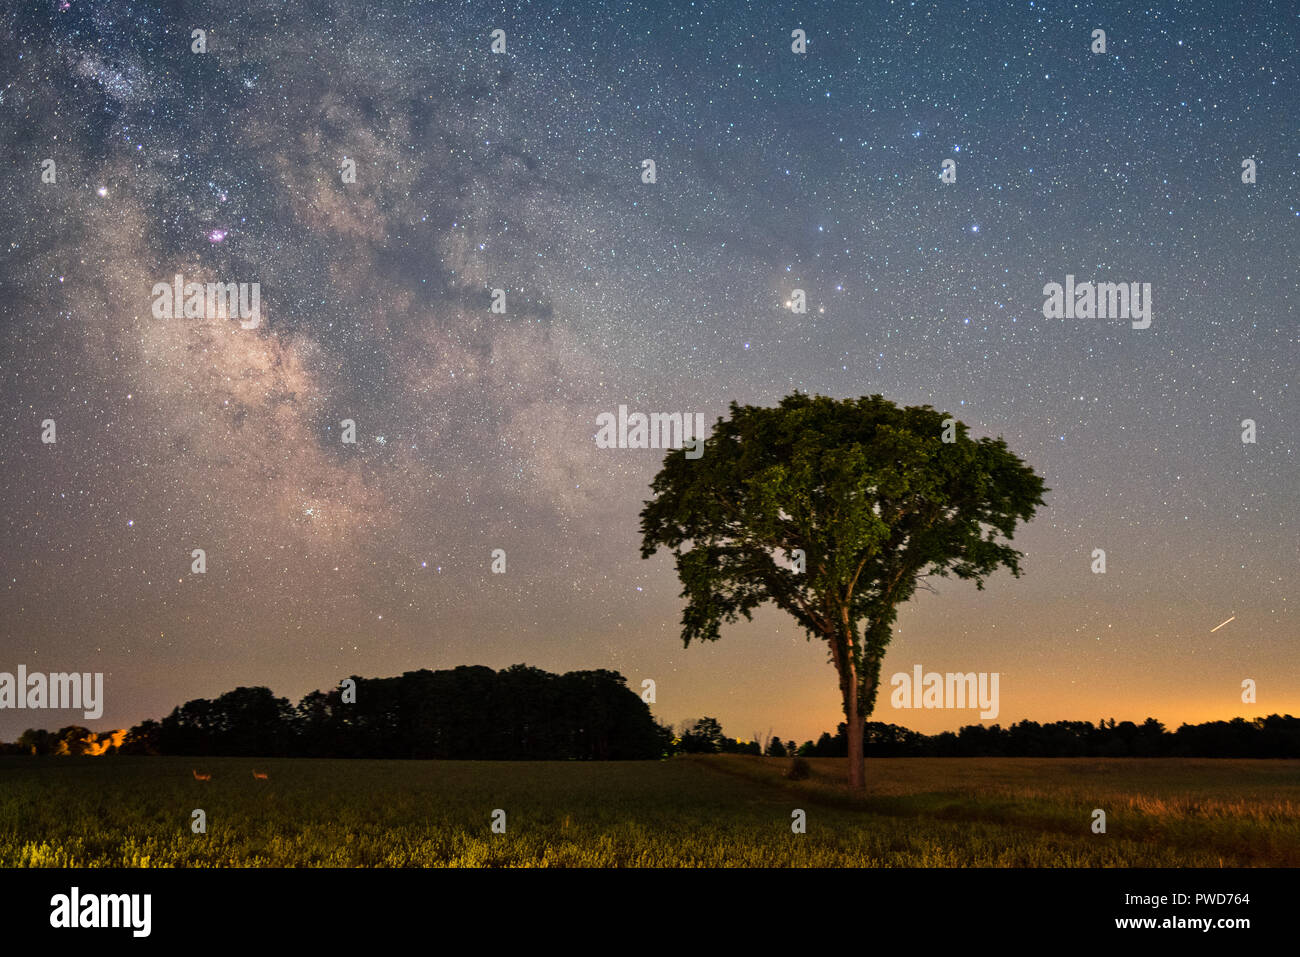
(0, 0), (1295, 740)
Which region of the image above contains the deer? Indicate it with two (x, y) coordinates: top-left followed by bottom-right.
(192, 769), (211, 781)
(252, 769), (269, 780)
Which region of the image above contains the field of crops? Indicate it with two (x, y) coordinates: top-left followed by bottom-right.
(2, 754), (1296, 867)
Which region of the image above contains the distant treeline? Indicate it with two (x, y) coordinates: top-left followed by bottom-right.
(1, 665), (673, 760)
(5, 672), (1296, 759)
(683, 715), (1300, 759)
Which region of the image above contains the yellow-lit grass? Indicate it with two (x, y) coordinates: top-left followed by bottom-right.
(1, 755), (1296, 867)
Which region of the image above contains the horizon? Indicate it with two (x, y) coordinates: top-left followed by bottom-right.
(0, 657), (1291, 746)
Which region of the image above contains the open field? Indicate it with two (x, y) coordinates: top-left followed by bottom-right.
(2, 755), (1297, 867)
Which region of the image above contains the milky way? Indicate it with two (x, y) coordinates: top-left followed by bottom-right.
(0, 0), (1295, 741)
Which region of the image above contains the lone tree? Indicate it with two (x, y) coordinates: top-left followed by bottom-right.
(640, 393), (1047, 788)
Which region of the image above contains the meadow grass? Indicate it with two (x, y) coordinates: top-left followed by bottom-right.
(1, 754), (1295, 867)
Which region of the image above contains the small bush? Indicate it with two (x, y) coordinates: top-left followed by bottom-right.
(786, 756), (811, 780)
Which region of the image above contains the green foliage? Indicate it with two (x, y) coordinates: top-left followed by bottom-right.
(640, 393), (1047, 719)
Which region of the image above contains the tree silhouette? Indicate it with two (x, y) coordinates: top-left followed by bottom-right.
(54, 726), (93, 755)
(679, 716), (725, 753)
(120, 719), (161, 755)
(117, 665), (669, 760)
(640, 392), (1047, 787)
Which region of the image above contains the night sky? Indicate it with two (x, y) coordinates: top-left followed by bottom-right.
(1, 0), (1295, 743)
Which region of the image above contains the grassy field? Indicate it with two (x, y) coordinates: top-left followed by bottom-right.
(1, 754), (1297, 867)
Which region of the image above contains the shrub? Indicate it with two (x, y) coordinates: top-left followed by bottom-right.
(786, 756), (811, 780)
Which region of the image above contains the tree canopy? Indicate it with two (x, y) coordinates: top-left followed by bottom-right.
(640, 392), (1048, 786)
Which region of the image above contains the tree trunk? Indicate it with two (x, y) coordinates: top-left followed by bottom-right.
(845, 678), (865, 789)
(828, 621), (866, 789)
